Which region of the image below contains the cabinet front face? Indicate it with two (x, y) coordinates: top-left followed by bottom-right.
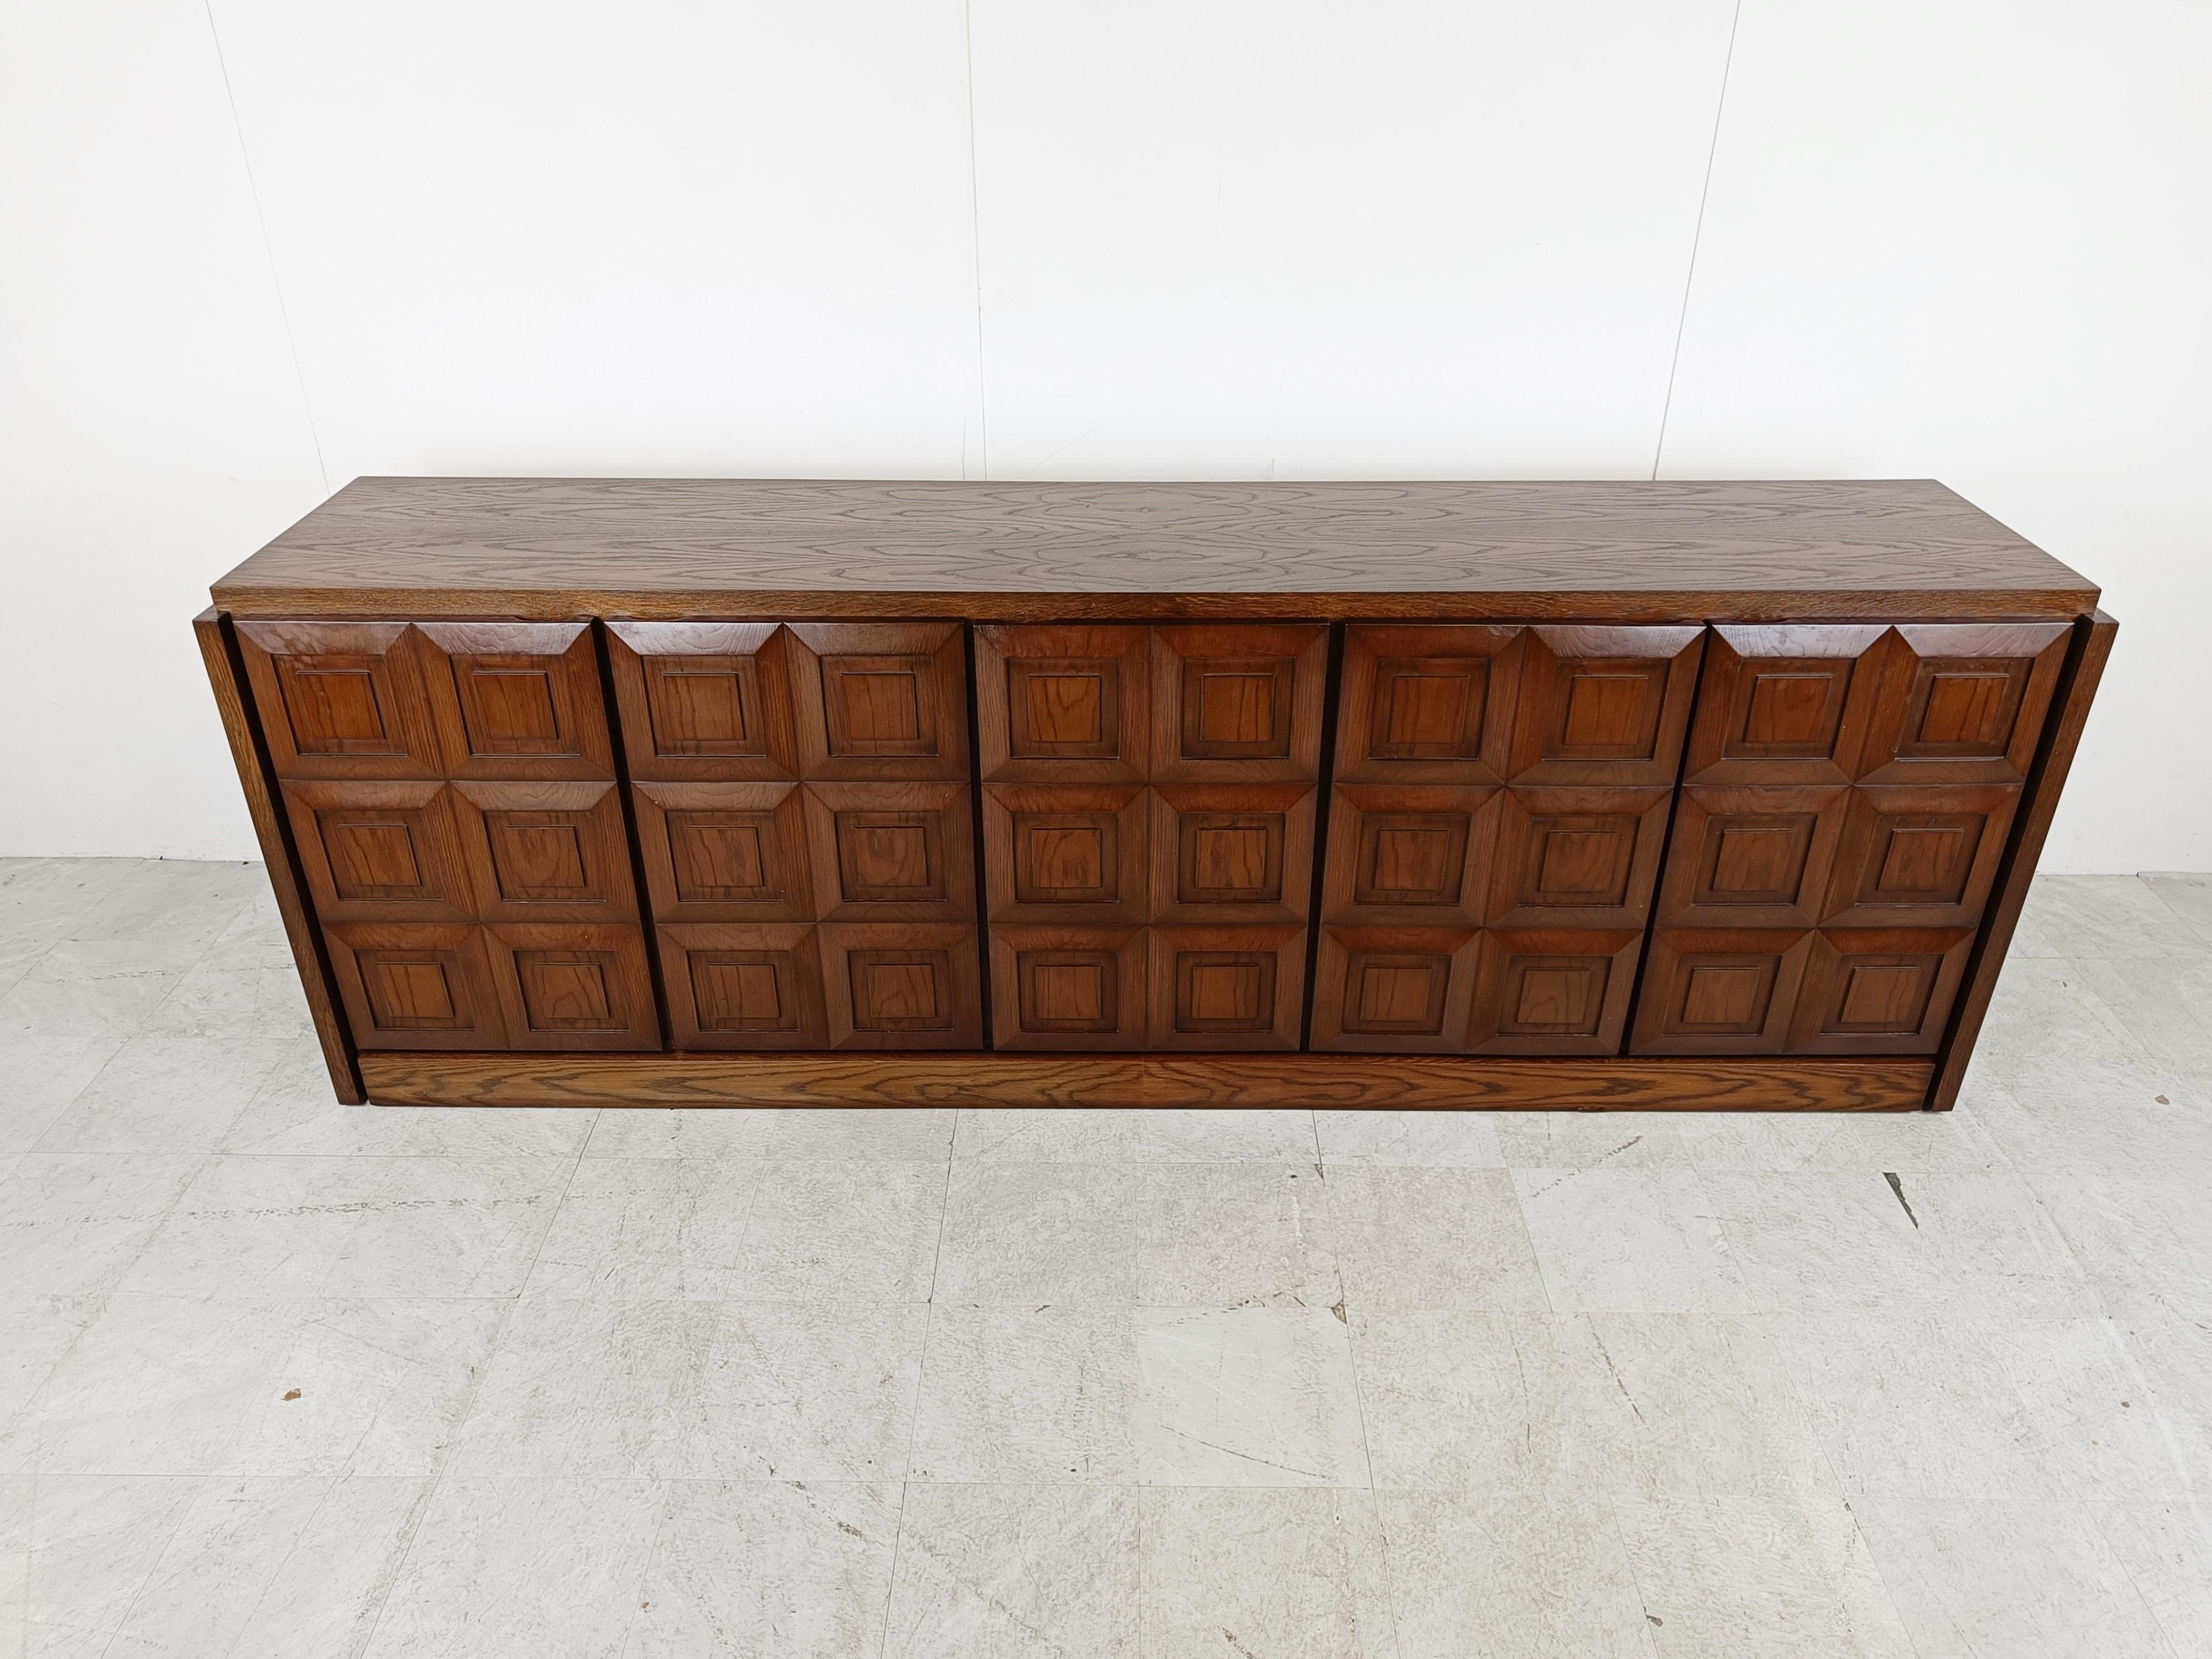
(247, 620), (657, 1054)
(608, 620), (985, 1051)
(1635, 621), (2066, 1056)
(1315, 624), (1698, 1053)
(975, 624), (1325, 1049)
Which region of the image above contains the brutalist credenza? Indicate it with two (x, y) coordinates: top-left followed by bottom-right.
(196, 478), (2114, 1112)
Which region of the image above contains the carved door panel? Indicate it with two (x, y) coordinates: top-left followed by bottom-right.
(1147, 925), (1306, 1050)
(1319, 786), (1499, 928)
(483, 923), (659, 1050)
(981, 785), (1148, 925)
(989, 926), (1149, 1050)
(786, 623), (969, 781)
(448, 782), (638, 923)
(282, 781), (474, 923)
(818, 923), (985, 1049)
(323, 922), (508, 1050)
(1822, 785), (2018, 928)
(658, 923), (829, 1050)
(1466, 929), (1643, 1055)
(604, 621), (799, 782)
(1149, 625), (1328, 783)
(1334, 625), (1524, 785)
(1654, 785), (1850, 929)
(1790, 928), (1974, 1054)
(415, 623), (614, 781)
(1506, 626), (1704, 786)
(1858, 623), (2069, 784)
(237, 621), (442, 779)
(1149, 785), (1316, 926)
(1682, 626), (1890, 786)
(1310, 927), (1480, 1053)
(1487, 787), (1672, 930)
(974, 625), (1151, 783)
(1630, 929), (1817, 1056)
(803, 783), (976, 922)
(631, 782), (814, 923)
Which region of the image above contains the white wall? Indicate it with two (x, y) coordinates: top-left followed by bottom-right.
(3, 0), (2206, 869)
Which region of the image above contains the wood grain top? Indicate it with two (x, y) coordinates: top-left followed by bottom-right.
(211, 477), (2098, 622)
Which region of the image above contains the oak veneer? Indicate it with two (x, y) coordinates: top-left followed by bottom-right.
(202, 478), (2112, 1111)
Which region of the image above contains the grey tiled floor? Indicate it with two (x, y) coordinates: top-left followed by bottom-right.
(2, 857), (2210, 1657)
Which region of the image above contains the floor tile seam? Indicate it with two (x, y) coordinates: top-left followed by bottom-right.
(343, 1146), (585, 1659)
(609, 1475), (676, 1659)
(205, 1469), (351, 1659)
(85, 1468), (218, 1659)
(1598, 1490), (1666, 1657)
(354, 1124), (600, 1653)
(1329, 1246), (1409, 1659)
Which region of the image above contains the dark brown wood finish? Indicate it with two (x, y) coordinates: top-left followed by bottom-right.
(975, 624), (1326, 1049)
(213, 479), (2098, 622)
(206, 479), (2110, 1110)
(195, 610), (364, 1102)
(1637, 621), (2069, 1062)
(606, 620), (986, 1051)
(235, 618), (660, 1054)
(360, 1049), (1934, 1111)
(1314, 623), (1697, 1053)
(1928, 610), (2118, 1111)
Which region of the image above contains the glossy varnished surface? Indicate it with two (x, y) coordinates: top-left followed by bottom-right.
(212, 477), (2100, 621)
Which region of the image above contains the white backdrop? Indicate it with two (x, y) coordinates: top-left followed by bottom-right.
(3, 0), (2206, 869)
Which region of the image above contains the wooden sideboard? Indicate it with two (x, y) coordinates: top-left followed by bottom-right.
(196, 478), (2114, 1112)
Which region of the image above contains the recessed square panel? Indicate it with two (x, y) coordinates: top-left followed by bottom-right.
(237, 621), (441, 780)
(1183, 658), (1294, 758)
(1823, 784), (2018, 927)
(1791, 928), (1973, 1054)
(1353, 815), (1471, 908)
(1335, 625), (1523, 784)
(1015, 817), (1118, 904)
(417, 622), (612, 780)
(451, 782), (636, 923)
(658, 922), (828, 1050)
(818, 923), (983, 1049)
(805, 783), (974, 922)
(974, 626), (1149, 782)
(283, 781), (473, 923)
(1151, 786), (1315, 925)
(631, 782), (813, 923)
(1010, 662), (1119, 756)
(822, 656), (934, 756)
(1467, 928), (1643, 1055)
(1508, 626), (1702, 785)
(983, 785), (1148, 924)
(1151, 625), (1327, 782)
(1681, 626), (1890, 784)
(987, 925), (1147, 1049)
(1146, 925), (1304, 1050)
(835, 813), (944, 902)
(1629, 929), (1814, 1056)
(1653, 784), (1848, 930)
(323, 922), (505, 1050)
(1369, 660), (1487, 761)
(1308, 925), (1480, 1053)
(1858, 623), (2068, 783)
(1490, 787), (1670, 929)
(788, 624), (970, 782)
(487, 924), (659, 1050)
(604, 622), (798, 782)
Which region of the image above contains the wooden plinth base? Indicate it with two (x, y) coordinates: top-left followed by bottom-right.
(359, 1053), (1934, 1112)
